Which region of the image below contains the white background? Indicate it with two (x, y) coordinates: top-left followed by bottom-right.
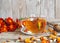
(0, 0), (57, 20)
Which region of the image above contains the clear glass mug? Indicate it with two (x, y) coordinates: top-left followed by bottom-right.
(21, 17), (47, 34)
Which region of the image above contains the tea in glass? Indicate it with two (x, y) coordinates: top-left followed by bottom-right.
(22, 17), (47, 33)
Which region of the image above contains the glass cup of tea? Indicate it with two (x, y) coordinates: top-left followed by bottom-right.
(21, 17), (47, 35)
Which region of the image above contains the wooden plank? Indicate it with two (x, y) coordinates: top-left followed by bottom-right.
(56, 0), (60, 19)
(0, 0), (55, 19)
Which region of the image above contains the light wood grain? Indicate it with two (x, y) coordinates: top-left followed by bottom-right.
(0, 0), (55, 19)
(56, 0), (60, 19)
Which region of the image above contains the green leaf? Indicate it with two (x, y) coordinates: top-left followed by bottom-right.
(19, 18), (24, 20)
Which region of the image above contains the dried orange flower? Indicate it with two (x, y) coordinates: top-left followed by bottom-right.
(25, 38), (32, 43)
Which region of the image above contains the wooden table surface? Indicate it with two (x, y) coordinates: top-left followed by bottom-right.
(0, 19), (60, 41)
